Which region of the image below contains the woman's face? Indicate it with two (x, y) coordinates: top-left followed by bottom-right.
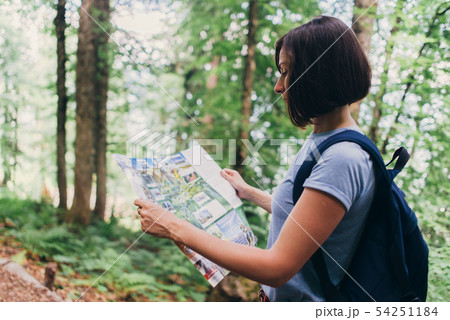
(274, 47), (290, 102)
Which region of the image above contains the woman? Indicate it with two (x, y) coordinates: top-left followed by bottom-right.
(135, 15), (375, 302)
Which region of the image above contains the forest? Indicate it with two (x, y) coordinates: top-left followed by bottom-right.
(0, 0), (448, 302)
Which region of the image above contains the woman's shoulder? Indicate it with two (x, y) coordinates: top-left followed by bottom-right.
(304, 137), (375, 211)
(323, 140), (372, 168)
(293, 129), (374, 176)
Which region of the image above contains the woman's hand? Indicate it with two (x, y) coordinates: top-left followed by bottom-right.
(134, 199), (180, 240)
(220, 168), (251, 199)
(221, 168), (272, 213)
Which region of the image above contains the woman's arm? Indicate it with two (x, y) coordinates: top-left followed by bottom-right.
(136, 187), (346, 287)
(220, 169), (272, 213)
(242, 185), (272, 213)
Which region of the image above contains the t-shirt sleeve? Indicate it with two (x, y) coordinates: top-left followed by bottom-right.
(302, 142), (372, 212)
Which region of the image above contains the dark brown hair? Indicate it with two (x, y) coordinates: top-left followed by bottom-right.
(275, 15), (372, 128)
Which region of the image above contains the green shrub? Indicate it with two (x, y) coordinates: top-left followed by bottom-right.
(0, 198), (209, 301)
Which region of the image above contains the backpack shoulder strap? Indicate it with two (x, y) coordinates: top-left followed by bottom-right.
(292, 130), (388, 204)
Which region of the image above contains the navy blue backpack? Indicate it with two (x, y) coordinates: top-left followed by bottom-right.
(293, 130), (429, 302)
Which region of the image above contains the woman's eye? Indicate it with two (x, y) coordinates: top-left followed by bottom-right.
(281, 71), (288, 76)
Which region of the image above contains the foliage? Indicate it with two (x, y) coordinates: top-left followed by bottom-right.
(168, 0), (322, 248)
(0, 0), (448, 302)
(357, 0), (450, 301)
(174, 0), (320, 184)
(427, 246), (450, 301)
(0, 198), (209, 301)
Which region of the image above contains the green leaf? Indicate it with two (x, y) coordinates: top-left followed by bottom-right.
(11, 250), (27, 265)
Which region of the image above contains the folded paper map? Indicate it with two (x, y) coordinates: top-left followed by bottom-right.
(113, 145), (257, 286)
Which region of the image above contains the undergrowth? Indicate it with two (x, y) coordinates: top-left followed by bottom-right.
(1, 197), (446, 301)
(0, 198), (209, 301)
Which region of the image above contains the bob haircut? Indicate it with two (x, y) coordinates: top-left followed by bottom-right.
(275, 15), (372, 128)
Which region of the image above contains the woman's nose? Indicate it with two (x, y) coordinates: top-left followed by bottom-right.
(274, 77), (284, 94)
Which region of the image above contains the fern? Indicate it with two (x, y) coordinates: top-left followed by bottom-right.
(0, 198), (211, 301)
(117, 273), (158, 291)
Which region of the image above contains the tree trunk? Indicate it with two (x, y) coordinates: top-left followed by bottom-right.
(93, 0), (110, 220)
(1, 79), (11, 187)
(235, 0), (258, 176)
(55, 0), (68, 210)
(198, 55), (220, 127)
(0, 76), (18, 187)
(43, 262), (58, 291)
(368, 3), (404, 143)
(1, 106), (12, 186)
(206, 55), (220, 90)
(67, 0), (96, 225)
(350, 0), (378, 122)
(176, 68), (197, 150)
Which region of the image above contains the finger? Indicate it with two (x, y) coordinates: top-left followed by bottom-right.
(134, 199), (144, 207)
(221, 169), (233, 178)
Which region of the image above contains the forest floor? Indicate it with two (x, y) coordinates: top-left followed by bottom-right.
(0, 198), (257, 302)
(0, 236), (156, 302)
(0, 259), (61, 302)
(0, 235), (259, 302)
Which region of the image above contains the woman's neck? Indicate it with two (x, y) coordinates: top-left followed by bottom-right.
(312, 105), (357, 133)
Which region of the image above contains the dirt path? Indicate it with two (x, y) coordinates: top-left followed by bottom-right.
(0, 238), (115, 302)
(0, 260), (62, 302)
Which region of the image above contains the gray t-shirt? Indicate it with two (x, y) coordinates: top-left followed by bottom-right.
(261, 126), (375, 301)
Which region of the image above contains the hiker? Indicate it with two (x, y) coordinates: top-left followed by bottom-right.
(135, 16), (426, 302)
